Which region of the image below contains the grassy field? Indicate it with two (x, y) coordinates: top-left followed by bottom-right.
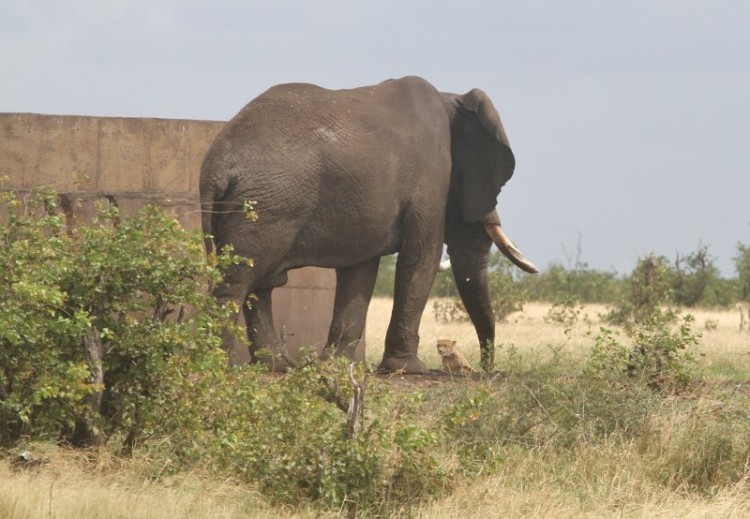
(3, 299), (750, 518)
(366, 299), (750, 379)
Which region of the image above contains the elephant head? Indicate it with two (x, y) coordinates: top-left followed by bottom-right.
(442, 88), (538, 370)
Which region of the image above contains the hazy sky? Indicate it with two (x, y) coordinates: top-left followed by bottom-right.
(2, 1), (748, 276)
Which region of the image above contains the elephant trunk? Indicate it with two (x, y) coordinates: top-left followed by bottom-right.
(445, 208), (538, 371)
(446, 237), (496, 372)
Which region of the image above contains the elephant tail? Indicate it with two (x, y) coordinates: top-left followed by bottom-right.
(199, 170), (228, 258)
(200, 185), (215, 257)
(200, 195), (214, 257)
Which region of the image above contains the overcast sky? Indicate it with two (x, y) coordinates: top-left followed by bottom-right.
(2, 1), (748, 276)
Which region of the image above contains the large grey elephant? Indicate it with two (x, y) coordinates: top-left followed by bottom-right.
(200, 76), (537, 374)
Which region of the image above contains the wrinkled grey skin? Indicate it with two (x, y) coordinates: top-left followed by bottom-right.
(200, 76), (534, 374)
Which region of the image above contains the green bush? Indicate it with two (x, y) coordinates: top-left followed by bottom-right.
(432, 298), (468, 323)
(545, 295), (585, 328)
(585, 309), (701, 391)
(605, 254), (673, 325)
(0, 189), (239, 446)
(143, 357), (449, 514)
(486, 261), (526, 321)
(521, 262), (624, 304)
(736, 243), (750, 302)
(0, 189), (450, 514)
(672, 243), (724, 307)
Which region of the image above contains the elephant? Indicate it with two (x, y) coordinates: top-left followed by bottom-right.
(200, 75), (537, 374)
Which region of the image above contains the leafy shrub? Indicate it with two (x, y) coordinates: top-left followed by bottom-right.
(0, 189), (451, 513)
(585, 309), (701, 391)
(432, 298), (468, 323)
(672, 243), (723, 307)
(0, 189), (240, 446)
(143, 357), (449, 514)
(605, 254), (673, 325)
(486, 263), (525, 321)
(521, 262), (624, 304)
(735, 243), (750, 302)
(441, 385), (517, 476)
(545, 295), (585, 328)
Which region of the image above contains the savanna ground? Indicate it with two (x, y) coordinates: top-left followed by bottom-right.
(3, 299), (750, 518)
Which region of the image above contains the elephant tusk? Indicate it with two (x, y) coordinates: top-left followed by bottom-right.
(438, 259), (452, 272)
(484, 224), (539, 274)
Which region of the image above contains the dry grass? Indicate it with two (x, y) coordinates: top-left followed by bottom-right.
(379, 298), (750, 518)
(6, 427), (750, 519)
(0, 448), (320, 519)
(1, 448), (259, 519)
(415, 467), (750, 519)
(365, 299), (590, 369)
(3, 299), (750, 518)
(689, 305), (750, 381)
(366, 298), (750, 377)
(414, 418), (750, 518)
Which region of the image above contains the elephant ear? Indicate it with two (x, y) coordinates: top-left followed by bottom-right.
(451, 88), (516, 223)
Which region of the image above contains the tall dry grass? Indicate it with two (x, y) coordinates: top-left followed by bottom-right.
(366, 298), (750, 377)
(5, 444), (750, 519)
(0, 448), (318, 519)
(415, 464), (750, 519)
(365, 299), (585, 369)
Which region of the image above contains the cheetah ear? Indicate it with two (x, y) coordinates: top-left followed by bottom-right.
(450, 340), (457, 346)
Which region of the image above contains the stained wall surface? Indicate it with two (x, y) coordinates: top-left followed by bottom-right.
(0, 113), (359, 361)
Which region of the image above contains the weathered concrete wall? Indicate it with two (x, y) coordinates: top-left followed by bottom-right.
(1, 113), (221, 228)
(0, 113), (359, 361)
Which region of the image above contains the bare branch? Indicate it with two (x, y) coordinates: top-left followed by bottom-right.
(346, 362), (367, 439)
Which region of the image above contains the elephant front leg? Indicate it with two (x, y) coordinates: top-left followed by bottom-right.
(323, 257), (380, 360)
(377, 244), (442, 374)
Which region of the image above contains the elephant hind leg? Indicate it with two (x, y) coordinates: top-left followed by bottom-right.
(243, 288), (286, 370)
(323, 256), (380, 360)
(213, 263), (287, 369)
(242, 270), (290, 371)
(212, 263), (253, 365)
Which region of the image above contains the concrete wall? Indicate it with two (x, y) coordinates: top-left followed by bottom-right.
(0, 113), (360, 361)
(1, 113), (220, 228)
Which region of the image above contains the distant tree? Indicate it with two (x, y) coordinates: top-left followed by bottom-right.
(672, 243), (721, 307)
(431, 266), (458, 298)
(735, 243), (750, 302)
(606, 254), (673, 325)
(487, 259), (525, 321)
(373, 253), (396, 297)
(518, 258), (623, 305)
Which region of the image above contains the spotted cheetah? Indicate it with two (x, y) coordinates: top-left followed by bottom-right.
(436, 339), (476, 374)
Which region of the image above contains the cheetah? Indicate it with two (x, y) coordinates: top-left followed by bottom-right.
(436, 339), (476, 374)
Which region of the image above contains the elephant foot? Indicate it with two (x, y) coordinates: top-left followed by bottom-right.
(377, 355), (430, 375)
